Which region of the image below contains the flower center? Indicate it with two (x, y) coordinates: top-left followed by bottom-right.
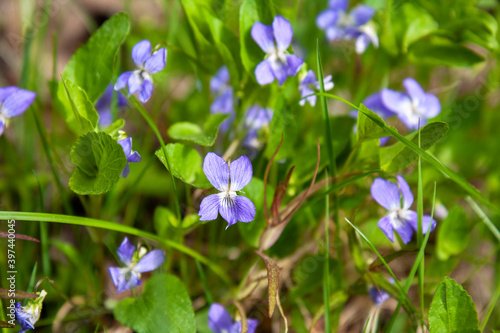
(268, 49), (287, 70)
(338, 12), (355, 28)
(388, 209), (410, 228)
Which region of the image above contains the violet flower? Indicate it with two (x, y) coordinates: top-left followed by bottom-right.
(316, 0), (378, 54)
(242, 105), (273, 154)
(198, 153), (256, 228)
(381, 78), (441, 130)
(108, 237), (165, 293)
(371, 175), (436, 244)
(368, 287), (390, 306)
(117, 136), (141, 178)
(210, 66), (235, 131)
(208, 303), (259, 333)
(299, 69), (334, 107)
(114, 40), (166, 103)
(15, 290), (47, 333)
(0, 86), (36, 136)
(251, 15), (304, 86)
(95, 84), (127, 127)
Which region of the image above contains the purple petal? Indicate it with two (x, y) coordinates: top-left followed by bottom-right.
(316, 9), (339, 30)
(235, 196), (256, 222)
(377, 215), (394, 242)
(285, 54), (304, 77)
(219, 197), (238, 228)
(128, 151), (141, 163)
(108, 266), (126, 291)
(329, 0), (348, 11)
(1, 89), (36, 118)
(121, 163), (130, 178)
(270, 61), (288, 86)
(134, 249), (166, 273)
(371, 178), (401, 211)
(422, 215), (437, 234)
(380, 88), (412, 115)
(369, 287), (390, 306)
(114, 71), (133, 91)
(300, 70), (317, 85)
(355, 33), (371, 54)
(322, 75), (335, 91)
(128, 71), (144, 95)
(232, 319), (259, 333)
(0, 86), (18, 103)
(138, 78), (153, 103)
(211, 88), (234, 114)
(350, 5), (375, 26)
(362, 92), (395, 119)
(208, 303), (234, 333)
(396, 175), (413, 210)
(300, 86), (316, 107)
(210, 66), (230, 93)
(245, 106), (273, 130)
(117, 237), (135, 265)
(199, 194), (221, 221)
(403, 78), (426, 103)
(394, 220), (414, 244)
(203, 152), (230, 191)
(272, 15), (293, 52)
(132, 40), (152, 67)
(118, 137), (132, 157)
(326, 26), (345, 41)
(416, 93), (441, 118)
(407, 211), (437, 234)
(0, 120), (4, 136)
(255, 60), (275, 85)
(145, 48), (167, 74)
(251, 22), (275, 53)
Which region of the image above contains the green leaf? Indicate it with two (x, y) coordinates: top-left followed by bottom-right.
(239, 0), (275, 75)
(356, 104), (392, 141)
(155, 143), (210, 189)
(256, 251), (280, 317)
(61, 79), (99, 134)
(408, 39), (484, 67)
(428, 277), (479, 333)
(381, 122), (448, 173)
(264, 95), (298, 160)
(168, 114), (229, 147)
(403, 13), (438, 51)
(69, 132), (127, 195)
(436, 206), (470, 261)
(54, 13), (130, 133)
(104, 118), (126, 138)
(114, 273), (196, 333)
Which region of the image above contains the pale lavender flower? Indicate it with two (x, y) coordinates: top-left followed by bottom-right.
(299, 70), (334, 107)
(108, 237), (165, 293)
(114, 40), (166, 103)
(95, 84), (127, 127)
(371, 175), (436, 244)
(243, 105), (273, 154)
(252, 16), (304, 86)
(15, 290), (47, 333)
(117, 137), (141, 178)
(316, 0), (378, 54)
(198, 153), (256, 228)
(381, 78), (441, 130)
(368, 287), (390, 306)
(210, 66), (235, 131)
(0, 86), (36, 136)
(208, 303), (259, 333)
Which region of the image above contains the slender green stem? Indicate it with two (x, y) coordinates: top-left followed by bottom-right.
(385, 183), (437, 332)
(196, 259), (213, 304)
(0, 211), (232, 287)
(323, 171), (331, 332)
(128, 96), (182, 222)
(466, 197), (500, 242)
(33, 171), (51, 276)
(480, 276), (500, 331)
(416, 121), (424, 321)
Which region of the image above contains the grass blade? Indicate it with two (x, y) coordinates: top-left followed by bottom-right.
(323, 171), (331, 332)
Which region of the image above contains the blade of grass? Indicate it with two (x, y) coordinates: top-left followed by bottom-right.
(416, 120), (424, 321)
(385, 182), (437, 332)
(312, 92), (499, 216)
(466, 196), (500, 242)
(196, 259), (213, 304)
(33, 171), (51, 276)
(323, 171), (331, 332)
(127, 96), (182, 223)
(480, 276), (500, 331)
(344, 218), (426, 327)
(0, 211), (232, 287)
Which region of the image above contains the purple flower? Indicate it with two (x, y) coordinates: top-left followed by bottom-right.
(0, 86), (36, 136)
(371, 175), (436, 244)
(381, 78), (441, 130)
(210, 66), (235, 131)
(368, 287), (390, 306)
(198, 153), (256, 228)
(208, 303), (259, 333)
(316, 0), (378, 54)
(95, 84), (127, 127)
(243, 105), (273, 153)
(299, 70), (334, 107)
(108, 237), (165, 293)
(118, 136), (142, 178)
(251, 15), (304, 86)
(15, 290), (47, 333)
(114, 40), (166, 103)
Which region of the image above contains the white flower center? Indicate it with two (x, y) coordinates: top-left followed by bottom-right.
(267, 49), (287, 71)
(338, 12), (355, 28)
(388, 209), (411, 229)
(218, 190), (237, 208)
